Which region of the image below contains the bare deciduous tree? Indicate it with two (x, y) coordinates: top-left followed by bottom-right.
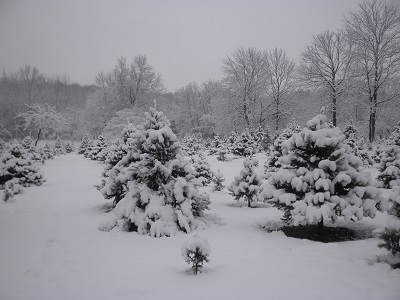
(344, 0), (400, 141)
(105, 55), (164, 109)
(299, 30), (352, 126)
(222, 47), (269, 127)
(266, 48), (297, 131)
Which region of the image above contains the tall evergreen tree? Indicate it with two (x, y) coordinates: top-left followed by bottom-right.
(100, 107), (210, 237)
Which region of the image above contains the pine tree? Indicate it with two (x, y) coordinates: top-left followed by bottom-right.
(181, 134), (203, 156)
(99, 107), (211, 237)
(65, 141), (73, 153)
(228, 157), (262, 207)
(378, 187), (400, 260)
(377, 145), (400, 188)
(54, 136), (65, 156)
(213, 170), (226, 191)
(231, 128), (257, 157)
(21, 136), (34, 150)
(181, 234), (211, 275)
(0, 142), (45, 187)
(216, 147), (230, 162)
(192, 152), (215, 186)
(265, 119), (301, 172)
(78, 136), (90, 154)
(260, 109), (387, 229)
(343, 121), (372, 167)
(386, 121), (400, 147)
(43, 142), (54, 160)
(208, 135), (223, 155)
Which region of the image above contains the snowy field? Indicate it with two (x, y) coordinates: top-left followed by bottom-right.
(1, 153), (399, 300)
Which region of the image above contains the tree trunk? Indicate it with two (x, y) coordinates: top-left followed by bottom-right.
(331, 91), (337, 127)
(317, 218), (324, 231)
(243, 99), (250, 127)
(368, 96), (377, 142)
(275, 101), (279, 132)
(35, 128), (42, 146)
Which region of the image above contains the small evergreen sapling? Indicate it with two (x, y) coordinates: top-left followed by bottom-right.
(216, 147), (229, 162)
(228, 157), (262, 207)
(213, 170), (225, 191)
(181, 234), (211, 275)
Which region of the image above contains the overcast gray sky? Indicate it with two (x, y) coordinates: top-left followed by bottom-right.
(0, 0), (391, 92)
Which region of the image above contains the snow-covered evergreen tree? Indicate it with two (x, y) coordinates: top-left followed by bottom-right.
(96, 125), (141, 204)
(208, 135), (222, 155)
(386, 121), (400, 147)
(377, 145), (400, 188)
(87, 135), (108, 161)
(181, 234), (211, 275)
(260, 109), (387, 228)
(54, 136), (65, 156)
(343, 121), (372, 167)
(78, 136), (90, 154)
(2, 178), (23, 202)
(65, 141), (73, 153)
(228, 157), (262, 207)
(192, 152), (215, 186)
(0, 142), (45, 188)
(43, 142), (54, 160)
(213, 170), (225, 191)
(231, 128), (257, 157)
(265, 119), (301, 172)
(181, 134), (203, 156)
(99, 107), (211, 237)
(83, 140), (95, 158)
(21, 136), (34, 150)
(21, 136), (43, 163)
(378, 187), (400, 260)
(216, 147), (230, 162)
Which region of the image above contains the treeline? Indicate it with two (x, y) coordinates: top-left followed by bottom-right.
(1, 0), (399, 143)
(0, 66), (97, 140)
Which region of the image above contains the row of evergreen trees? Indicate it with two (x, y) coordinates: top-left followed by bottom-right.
(76, 106), (399, 262)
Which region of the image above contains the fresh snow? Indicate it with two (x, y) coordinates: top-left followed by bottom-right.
(0, 153), (399, 300)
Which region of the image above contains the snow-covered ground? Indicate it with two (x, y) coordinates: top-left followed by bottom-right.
(0, 153), (399, 300)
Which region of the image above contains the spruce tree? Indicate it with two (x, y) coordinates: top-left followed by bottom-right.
(378, 187), (400, 260)
(213, 170), (226, 191)
(228, 157), (262, 207)
(192, 152), (215, 186)
(181, 234), (211, 275)
(78, 136), (90, 154)
(100, 107), (210, 237)
(260, 109), (386, 229)
(377, 145), (400, 188)
(266, 119), (301, 172)
(0, 142), (45, 187)
(54, 136), (65, 156)
(343, 121), (372, 167)
(386, 121), (400, 147)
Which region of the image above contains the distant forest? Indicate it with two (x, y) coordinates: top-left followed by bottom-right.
(1, 0), (399, 143)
